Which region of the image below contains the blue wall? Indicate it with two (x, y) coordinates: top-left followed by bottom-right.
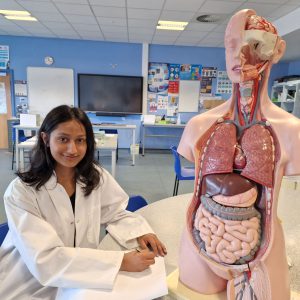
(288, 59), (300, 75)
(1, 35), (295, 149)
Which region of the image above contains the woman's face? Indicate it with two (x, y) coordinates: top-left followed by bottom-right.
(42, 119), (87, 171)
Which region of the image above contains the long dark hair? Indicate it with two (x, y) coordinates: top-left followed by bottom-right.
(17, 105), (101, 196)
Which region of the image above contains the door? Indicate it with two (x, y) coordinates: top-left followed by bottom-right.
(0, 73), (12, 149)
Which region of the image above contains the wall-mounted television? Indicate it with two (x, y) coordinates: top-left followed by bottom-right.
(78, 74), (143, 116)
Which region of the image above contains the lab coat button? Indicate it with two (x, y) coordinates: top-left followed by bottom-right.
(70, 221), (74, 225)
(76, 220), (80, 223)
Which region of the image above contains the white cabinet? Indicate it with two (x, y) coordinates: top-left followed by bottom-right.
(271, 80), (300, 117)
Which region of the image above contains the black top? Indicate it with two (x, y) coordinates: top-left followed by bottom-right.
(70, 192), (76, 213)
(70, 192), (76, 247)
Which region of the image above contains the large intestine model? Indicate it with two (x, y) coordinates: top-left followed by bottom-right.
(177, 9), (300, 300)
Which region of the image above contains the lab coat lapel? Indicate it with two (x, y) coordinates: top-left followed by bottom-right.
(45, 174), (75, 246)
(74, 182), (88, 246)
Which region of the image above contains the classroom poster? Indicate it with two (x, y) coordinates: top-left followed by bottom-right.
(179, 64), (192, 80)
(157, 95), (168, 110)
(0, 45), (9, 69)
(202, 67), (217, 78)
(0, 82), (7, 113)
(169, 64), (180, 81)
(149, 101), (157, 113)
(168, 81), (179, 94)
(148, 63), (169, 94)
(200, 77), (213, 95)
(191, 64), (202, 80)
(217, 71), (232, 94)
(148, 93), (157, 102)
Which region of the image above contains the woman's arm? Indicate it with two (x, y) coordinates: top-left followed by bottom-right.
(4, 179), (124, 290)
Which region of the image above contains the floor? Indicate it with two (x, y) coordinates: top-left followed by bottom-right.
(0, 148), (299, 293)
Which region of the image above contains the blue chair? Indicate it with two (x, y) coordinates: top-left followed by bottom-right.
(0, 222), (9, 246)
(170, 146), (195, 196)
(12, 122), (29, 170)
(126, 195), (148, 212)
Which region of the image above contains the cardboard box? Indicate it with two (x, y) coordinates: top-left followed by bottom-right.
(203, 99), (226, 110)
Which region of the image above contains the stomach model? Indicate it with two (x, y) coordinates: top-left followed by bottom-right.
(187, 117), (276, 268)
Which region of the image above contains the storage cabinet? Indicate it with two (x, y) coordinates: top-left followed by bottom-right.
(271, 80), (300, 117)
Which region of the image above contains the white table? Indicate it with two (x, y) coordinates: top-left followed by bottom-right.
(92, 124), (137, 165)
(56, 194), (192, 300)
(142, 123), (185, 156)
(17, 134), (118, 178)
(99, 193), (192, 275)
(13, 125), (40, 172)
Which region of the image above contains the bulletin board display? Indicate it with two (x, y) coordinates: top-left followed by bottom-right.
(147, 63), (227, 118)
(27, 67), (74, 118)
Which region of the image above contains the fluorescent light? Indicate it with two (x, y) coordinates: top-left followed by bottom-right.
(0, 10), (30, 16)
(5, 16), (37, 21)
(157, 20), (188, 31)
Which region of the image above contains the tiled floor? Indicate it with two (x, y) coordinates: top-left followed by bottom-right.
(0, 149), (299, 293)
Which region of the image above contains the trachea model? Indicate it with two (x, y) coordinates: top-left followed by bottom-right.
(177, 9), (300, 300)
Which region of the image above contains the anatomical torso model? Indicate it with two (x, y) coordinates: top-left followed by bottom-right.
(178, 9), (300, 300)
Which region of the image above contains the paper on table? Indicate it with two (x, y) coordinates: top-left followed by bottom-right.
(56, 257), (168, 300)
(20, 113), (37, 126)
(143, 115), (156, 125)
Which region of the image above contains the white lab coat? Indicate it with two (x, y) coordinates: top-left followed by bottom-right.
(0, 167), (154, 300)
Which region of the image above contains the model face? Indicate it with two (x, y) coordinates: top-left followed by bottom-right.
(43, 120), (87, 171)
(225, 21), (244, 83)
(225, 15), (277, 83)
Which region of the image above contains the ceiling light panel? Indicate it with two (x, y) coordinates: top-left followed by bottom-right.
(157, 21), (188, 31)
(0, 10), (30, 16)
(5, 16), (37, 21)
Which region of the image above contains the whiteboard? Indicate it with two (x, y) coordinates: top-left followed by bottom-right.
(27, 67), (74, 118)
(178, 80), (200, 112)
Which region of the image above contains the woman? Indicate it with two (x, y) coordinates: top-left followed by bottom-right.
(0, 105), (167, 299)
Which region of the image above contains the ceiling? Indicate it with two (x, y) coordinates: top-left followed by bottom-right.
(1, 0), (300, 61)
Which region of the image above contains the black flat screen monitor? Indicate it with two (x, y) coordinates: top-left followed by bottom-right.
(78, 74), (143, 115)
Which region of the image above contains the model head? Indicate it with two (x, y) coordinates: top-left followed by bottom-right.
(225, 9), (286, 83)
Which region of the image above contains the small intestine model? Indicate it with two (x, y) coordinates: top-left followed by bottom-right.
(177, 9), (300, 300)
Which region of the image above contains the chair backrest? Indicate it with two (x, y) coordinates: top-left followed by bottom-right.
(126, 195), (148, 212)
(170, 146), (182, 176)
(0, 222), (9, 246)
(103, 129), (118, 134)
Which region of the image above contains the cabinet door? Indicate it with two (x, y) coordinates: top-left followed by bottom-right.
(0, 74), (12, 148)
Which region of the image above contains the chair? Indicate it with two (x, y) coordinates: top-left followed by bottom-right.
(126, 195), (148, 212)
(170, 146), (195, 196)
(0, 222), (9, 246)
(12, 124), (28, 170)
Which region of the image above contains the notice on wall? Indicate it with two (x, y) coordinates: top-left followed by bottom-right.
(200, 77), (213, 95)
(168, 81), (179, 94)
(169, 64), (180, 81)
(157, 95), (168, 110)
(0, 45), (9, 70)
(191, 64), (202, 80)
(202, 67), (217, 78)
(0, 82), (7, 113)
(179, 80), (200, 112)
(217, 71), (232, 94)
(149, 101), (157, 113)
(14, 80), (28, 96)
(148, 63), (169, 94)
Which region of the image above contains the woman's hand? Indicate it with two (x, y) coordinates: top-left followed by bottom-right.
(120, 250), (155, 272)
(137, 233), (167, 257)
